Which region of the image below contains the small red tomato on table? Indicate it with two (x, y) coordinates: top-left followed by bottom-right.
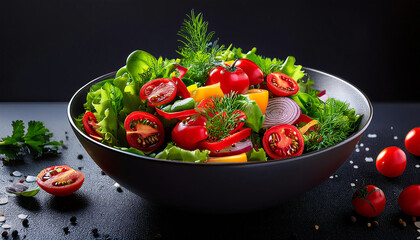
(206, 60), (249, 94)
(352, 185), (386, 217)
(37, 165), (85, 196)
(398, 185), (420, 217)
(375, 146), (407, 177)
(405, 127), (420, 156)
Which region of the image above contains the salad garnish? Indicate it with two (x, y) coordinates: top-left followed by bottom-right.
(76, 10), (362, 163)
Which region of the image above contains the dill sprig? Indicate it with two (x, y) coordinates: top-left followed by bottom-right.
(176, 10), (224, 86)
(304, 98), (362, 151)
(202, 93), (245, 142)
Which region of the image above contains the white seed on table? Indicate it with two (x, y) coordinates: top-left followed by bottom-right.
(415, 165), (420, 168)
(354, 165), (359, 169)
(359, 143), (364, 147)
(0, 216), (5, 222)
(414, 221), (420, 228)
(113, 182), (120, 188)
(365, 147), (370, 151)
(1, 224), (11, 229)
(25, 176), (37, 182)
(355, 148), (360, 152)
(350, 183), (356, 187)
(334, 174), (338, 178)
(12, 171), (22, 177)
(365, 157), (374, 162)
(0, 195), (8, 205)
(329, 176), (334, 179)
(394, 136), (398, 140)
(18, 214), (28, 220)
(390, 126), (394, 130)
(350, 160), (354, 164)
(367, 134), (377, 138)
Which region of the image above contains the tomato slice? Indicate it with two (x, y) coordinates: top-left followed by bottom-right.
(36, 165), (85, 196)
(124, 111), (165, 152)
(266, 73), (299, 97)
(209, 138), (253, 157)
(198, 128), (251, 152)
(82, 111), (102, 141)
(206, 153), (248, 163)
(155, 107), (198, 120)
(263, 124), (304, 159)
(139, 78), (177, 107)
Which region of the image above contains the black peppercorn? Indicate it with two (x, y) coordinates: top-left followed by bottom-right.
(22, 218), (29, 227)
(11, 230), (18, 237)
(77, 154), (83, 160)
(70, 216), (77, 224)
(63, 226), (69, 234)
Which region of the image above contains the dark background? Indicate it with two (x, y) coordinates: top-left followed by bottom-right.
(0, 0), (418, 102)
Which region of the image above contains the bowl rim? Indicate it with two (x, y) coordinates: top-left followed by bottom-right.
(67, 67), (373, 167)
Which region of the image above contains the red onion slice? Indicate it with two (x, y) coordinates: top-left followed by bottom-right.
(317, 90), (329, 102)
(209, 138), (253, 157)
(263, 97), (301, 128)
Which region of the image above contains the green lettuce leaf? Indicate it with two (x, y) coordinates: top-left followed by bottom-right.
(246, 148), (267, 161)
(155, 143), (210, 163)
(235, 95), (265, 132)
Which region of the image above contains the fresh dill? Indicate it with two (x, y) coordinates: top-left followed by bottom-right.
(177, 10), (224, 86)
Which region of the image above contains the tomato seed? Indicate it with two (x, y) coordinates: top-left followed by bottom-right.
(367, 222), (372, 228)
(314, 225), (319, 230)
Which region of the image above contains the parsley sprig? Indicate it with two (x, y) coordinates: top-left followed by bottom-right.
(0, 120), (63, 161)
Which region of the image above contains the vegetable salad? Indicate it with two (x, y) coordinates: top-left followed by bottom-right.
(76, 11), (362, 163)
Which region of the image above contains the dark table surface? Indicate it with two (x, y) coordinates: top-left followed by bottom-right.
(0, 102), (419, 240)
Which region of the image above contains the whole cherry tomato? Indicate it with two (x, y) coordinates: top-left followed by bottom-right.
(398, 185), (420, 216)
(405, 127), (420, 156)
(352, 185), (386, 217)
(172, 115), (208, 150)
(37, 165), (85, 196)
(206, 63), (249, 94)
(234, 59), (264, 86)
(124, 111), (165, 152)
(262, 124), (304, 159)
(376, 146), (406, 177)
(266, 72), (299, 97)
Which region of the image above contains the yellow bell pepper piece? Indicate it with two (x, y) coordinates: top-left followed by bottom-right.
(191, 83), (224, 102)
(246, 89), (269, 114)
(206, 153), (247, 163)
(187, 84), (198, 94)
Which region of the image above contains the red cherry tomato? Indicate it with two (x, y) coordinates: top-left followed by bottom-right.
(405, 127), (420, 156)
(172, 115), (208, 150)
(206, 66), (249, 94)
(266, 73), (299, 97)
(139, 78), (177, 107)
(234, 59), (264, 86)
(37, 165), (85, 196)
(82, 111), (103, 141)
(262, 124), (304, 159)
(376, 146), (406, 177)
(352, 185), (386, 218)
(124, 111), (165, 152)
(398, 185), (420, 216)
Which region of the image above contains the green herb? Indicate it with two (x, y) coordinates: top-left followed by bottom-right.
(0, 120), (62, 161)
(177, 10), (224, 86)
(302, 98), (362, 151)
(203, 93), (245, 141)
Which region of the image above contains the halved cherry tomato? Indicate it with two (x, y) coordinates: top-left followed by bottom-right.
(198, 128), (251, 152)
(139, 78), (177, 107)
(82, 111), (102, 141)
(124, 111), (165, 152)
(352, 185), (386, 217)
(206, 153), (247, 163)
(266, 73), (299, 97)
(398, 185), (420, 216)
(37, 165), (85, 196)
(206, 64), (249, 94)
(172, 115), (208, 150)
(405, 127), (420, 156)
(234, 59), (264, 86)
(263, 124), (304, 159)
(376, 146), (406, 177)
(246, 89), (269, 114)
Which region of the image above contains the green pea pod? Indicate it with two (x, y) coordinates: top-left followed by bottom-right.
(170, 98), (195, 112)
(126, 50), (156, 82)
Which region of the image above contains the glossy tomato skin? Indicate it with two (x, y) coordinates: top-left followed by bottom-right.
(172, 115), (208, 150)
(82, 111), (102, 141)
(37, 165), (85, 196)
(139, 78), (177, 107)
(207, 66), (249, 94)
(266, 73), (299, 97)
(376, 146), (407, 177)
(398, 185), (420, 216)
(352, 185), (386, 217)
(124, 111), (165, 152)
(405, 127), (420, 156)
(262, 124), (304, 159)
(235, 59), (264, 86)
